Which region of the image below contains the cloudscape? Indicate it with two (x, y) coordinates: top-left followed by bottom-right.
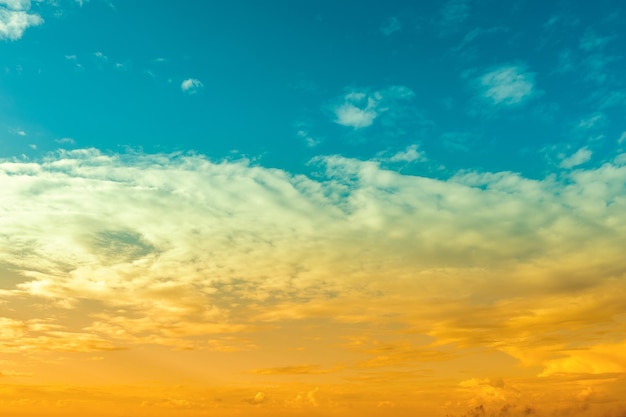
(1, 1), (626, 416)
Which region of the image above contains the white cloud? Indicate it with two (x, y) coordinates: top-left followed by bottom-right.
(478, 65), (537, 106)
(296, 129), (320, 147)
(388, 144), (424, 163)
(181, 78), (204, 95)
(93, 51), (107, 61)
(380, 17), (401, 36)
(334, 94), (379, 128)
(0, 7), (43, 41)
(0, 0), (30, 10)
(331, 86), (415, 129)
(2, 148), (626, 371)
(559, 147), (592, 169)
(577, 112), (605, 130)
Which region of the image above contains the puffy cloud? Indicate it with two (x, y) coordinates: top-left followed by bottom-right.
(477, 65), (538, 106)
(0, 7), (43, 41)
(331, 86), (415, 129)
(181, 78), (204, 95)
(333, 91), (379, 128)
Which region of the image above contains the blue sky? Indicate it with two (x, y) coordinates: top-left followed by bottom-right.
(2, 0), (625, 178)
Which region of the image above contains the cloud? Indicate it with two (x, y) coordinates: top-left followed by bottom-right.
(439, 0), (469, 35)
(380, 17), (401, 36)
(11, 128), (26, 136)
(333, 92), (379, 128)
(181, 78), (204, 95)
(577, 112), (605, 130)
(477, 65), (538, 106)
(388, 144), (424, 163)
(0, 0), (30, 10)
(296, 129), (321, 147)
(93, 51), (108, 62)
(1, 148), (626, 385)
(331, 86), (415, 129)
(559, 146), (592, 168)
(579, 30), (614, 52)
(0, 4), (43, 41)
(55, 137), (76, 144)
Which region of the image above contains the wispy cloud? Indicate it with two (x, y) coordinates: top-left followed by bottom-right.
(296, 128), (321, 147)
(476, 64), (538, 107)
(181, 78), (204, 95)
(559, 146), (592, 168)
(380, 17), (401, 36)
(579, 29), (614, 52)
(439, 0), (469, 35)
(387, 144), (425, 163)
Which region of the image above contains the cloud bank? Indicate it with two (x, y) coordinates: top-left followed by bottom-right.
(1, 148), (626, 381)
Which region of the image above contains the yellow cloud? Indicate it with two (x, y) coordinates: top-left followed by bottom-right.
(2, 148), (626, 416)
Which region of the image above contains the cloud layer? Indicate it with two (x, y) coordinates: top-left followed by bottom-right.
(1, 149), (626, 415)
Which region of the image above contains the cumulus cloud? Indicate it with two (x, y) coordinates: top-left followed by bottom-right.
(439, 0), (469, 35)
(331, 86), (415, 129)
(181, 78), (204, 95)
(477, 65), (538, 106)
(0, 3), (43, 41)
(333, 91), (378, 128)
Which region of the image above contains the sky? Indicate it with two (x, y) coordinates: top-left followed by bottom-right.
(1, 0), (626, 416)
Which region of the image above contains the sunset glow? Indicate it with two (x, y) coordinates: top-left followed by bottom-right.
(2, 1), (626, 416)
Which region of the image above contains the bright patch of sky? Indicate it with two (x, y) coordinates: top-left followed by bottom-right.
(1, 0), (626, 177)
